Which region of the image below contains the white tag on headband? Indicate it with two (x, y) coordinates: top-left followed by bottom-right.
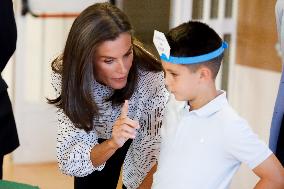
(153, 30), (171, 59)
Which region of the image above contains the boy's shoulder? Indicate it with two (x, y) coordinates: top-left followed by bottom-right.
(216, 102), (246, 124)
(213, 103), (252, 136)
(217, 104), (256, 140)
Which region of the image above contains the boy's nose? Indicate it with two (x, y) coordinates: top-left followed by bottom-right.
(165, 84), (170, 92)
(164, 76), (170, 86)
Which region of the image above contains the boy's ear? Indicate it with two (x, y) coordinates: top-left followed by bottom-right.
(199, 67), (212, 80)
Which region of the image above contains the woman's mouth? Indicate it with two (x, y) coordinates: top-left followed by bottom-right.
(113, 76), (127, 81)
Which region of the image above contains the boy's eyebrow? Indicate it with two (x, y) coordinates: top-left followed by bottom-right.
(165, 68), (178, 73)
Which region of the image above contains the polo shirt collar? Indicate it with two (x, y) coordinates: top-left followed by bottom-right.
(184, 90), (228, 117)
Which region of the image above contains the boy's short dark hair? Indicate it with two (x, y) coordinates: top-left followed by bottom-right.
(165, 21), (224, 79)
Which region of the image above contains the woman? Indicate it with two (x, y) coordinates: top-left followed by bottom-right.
(49, 2), (168, 189)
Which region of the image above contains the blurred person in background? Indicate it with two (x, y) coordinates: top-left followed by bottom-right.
(270, 0), (284, 166)
(0, 0), (20, 179)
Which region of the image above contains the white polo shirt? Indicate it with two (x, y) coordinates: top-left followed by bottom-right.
(152, 92), (272, 189)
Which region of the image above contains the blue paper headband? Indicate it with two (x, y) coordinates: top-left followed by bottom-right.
(160, 41), (228, 64)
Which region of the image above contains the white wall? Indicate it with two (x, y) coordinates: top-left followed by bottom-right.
(229, 65), (281, 189)
(12, 15), (74, 163)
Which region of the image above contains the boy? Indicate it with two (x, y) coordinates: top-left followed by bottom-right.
(151, 21), (284, 189)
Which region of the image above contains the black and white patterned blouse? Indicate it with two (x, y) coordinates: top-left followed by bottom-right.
(52, 68), (168, 189)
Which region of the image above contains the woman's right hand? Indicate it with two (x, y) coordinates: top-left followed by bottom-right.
(110, 100), (140, 148)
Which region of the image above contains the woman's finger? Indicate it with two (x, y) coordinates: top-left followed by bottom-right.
(120, 124), (137, 136)
(121, 117), (140, 129)
(120, 100), (129, 119)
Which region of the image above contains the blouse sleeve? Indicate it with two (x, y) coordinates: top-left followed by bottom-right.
(51, 71), (105, 177)
(137, 71), (169, 161)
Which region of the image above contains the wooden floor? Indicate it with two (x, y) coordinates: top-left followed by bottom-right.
(3, 156), (73, 189)
(3, 155), (122, 189)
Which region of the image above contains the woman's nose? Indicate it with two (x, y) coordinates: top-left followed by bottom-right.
(117, 59), (127, 73)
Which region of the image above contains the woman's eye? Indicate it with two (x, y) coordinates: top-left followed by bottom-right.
(104, 59), (114, 64)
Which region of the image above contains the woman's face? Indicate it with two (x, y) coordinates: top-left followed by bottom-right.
(93, 32), (133, 89)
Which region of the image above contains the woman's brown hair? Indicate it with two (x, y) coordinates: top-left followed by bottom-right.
(48, 3), (162, 132)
